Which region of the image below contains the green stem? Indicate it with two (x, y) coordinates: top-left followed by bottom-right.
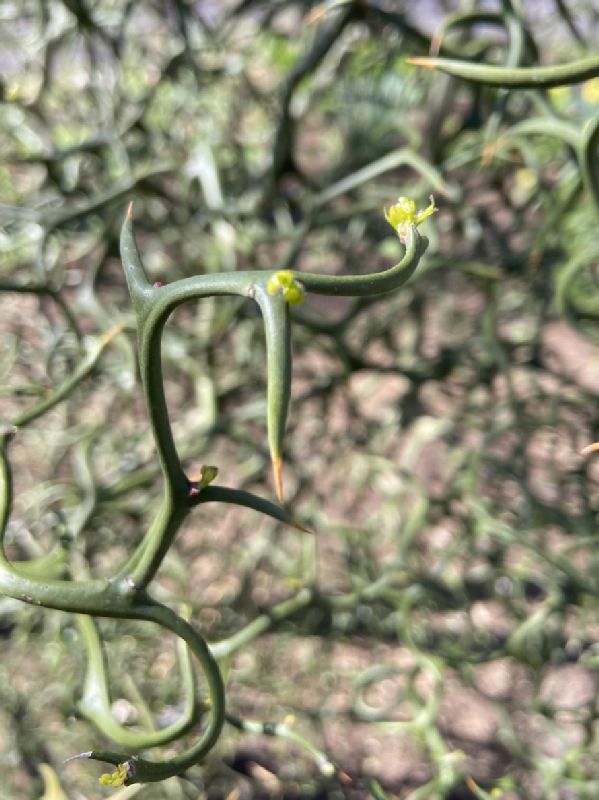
(506, 117), (581, 149)
(0, 429), (224, 781)
(9, 326), (122, 428)
(408, 53), (599, 88)
(254, 287), (292, 502)
(114, 494), (188, 590)
(309, 149), (461, 208)
(298, 226), (426, 295)
(77, 600), (225, 784)
(77, 613), (198, 748)
(580, 109), (599, 208)
(225, 711), (335, 777)
(210, 588), (313, 660)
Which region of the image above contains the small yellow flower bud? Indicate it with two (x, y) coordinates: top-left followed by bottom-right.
(384, 195), (437, 242)
(582, 77), (599, 104)
(99, 763), (128, 787)
(283, 284), (305, 304)
(267, 271), (306, 305)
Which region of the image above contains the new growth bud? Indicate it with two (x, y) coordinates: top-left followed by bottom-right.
(267, 270), (306, 305)
(384, 195), (437, 243)
(188, 465), (219, 497)
(99, 762), (129, 787)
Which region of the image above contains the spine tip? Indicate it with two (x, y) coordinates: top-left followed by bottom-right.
(272, 455), (284, 503)
(406, 56), (434, 68)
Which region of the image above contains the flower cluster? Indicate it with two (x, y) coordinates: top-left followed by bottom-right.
(267, 270), (306, 305)
(384, 195), (437, 242)
(99, 762), (129, 787)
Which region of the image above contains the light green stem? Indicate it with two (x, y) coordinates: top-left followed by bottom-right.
(408, 53), (599, 88)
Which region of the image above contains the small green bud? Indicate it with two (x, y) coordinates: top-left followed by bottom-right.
(188, 465), (218, 497)
(198, 465), (218, 488)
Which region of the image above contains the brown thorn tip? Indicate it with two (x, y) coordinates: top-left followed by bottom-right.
(101, 323), (124, 344)
(430, 34), (442, 57)
(126, 201), (134, 219)
(305, 6), (325, 24)
(406, 56), (435, 67)
(273, 455), (284, 504)
(290, 520), (314, 535)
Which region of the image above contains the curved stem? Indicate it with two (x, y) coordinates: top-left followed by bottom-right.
(580, 109), (599, 209)
(0, 431), (224, 778)
(10, 326), (122, 428)
(408, 53), (599, 88)
(225, 710), (335, 777)
(77, 613), (198, 748)
(195, 485), (311, 532)
(298, 226), (427, 295)
(505, 117), (581, 149)
(113, 494), (188, 590)
(309, 148), (461, 208)
(0, 193), (431, 786)
(0, 434), (119, 611)
(77, 600), (225, 785)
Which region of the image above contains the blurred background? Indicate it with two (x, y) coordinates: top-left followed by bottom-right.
(2, 1), (599, 798)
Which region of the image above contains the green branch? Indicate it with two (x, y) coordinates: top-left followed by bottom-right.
(408, 53), (599, 88)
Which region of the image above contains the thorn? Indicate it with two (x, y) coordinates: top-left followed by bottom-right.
(481, 142), (499, 166)
(430, 33), (442, 57)
(289, 518), (314, 535)
(406, 56), (436, 68)
(126, 201), (134, 220)
(272, 455), (284, 503)
(99, 323), (124, 346)
(64, 751), (93, 764)
(581, 441), (599, 457)
(305, 5), (326, 23)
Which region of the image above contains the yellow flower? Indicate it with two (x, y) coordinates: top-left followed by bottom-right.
(99, 763), (128, 787)
(582, 78), (599, 104)
(514, 168), (537, 191)
(384, 195), (437, 242)
(267, 270), (306, 305)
